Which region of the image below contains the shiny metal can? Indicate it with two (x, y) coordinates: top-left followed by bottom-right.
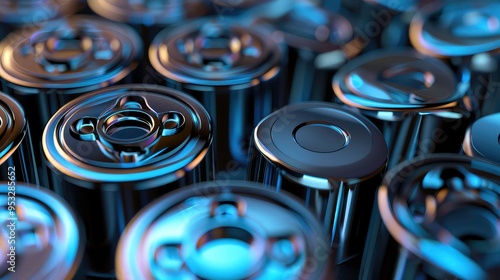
(149, 18), (283, 178)
(362, 154), (500, 279)
(333, 48), (469, 168)
(0, 92), (38, 186)
(247, 102), (388, 268)
(0, 182), (85, 279)
(42, 84), (213, 278)
(463, 113), (500, 164)
(0, 0), (83, 40)
(116, 180), (334, 280)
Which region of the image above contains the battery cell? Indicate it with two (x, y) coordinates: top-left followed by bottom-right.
(42, 84), (213, 278)
(463, 113), (500, 164)
(116, 180), (335, 280)
(247, 102), (388, 266)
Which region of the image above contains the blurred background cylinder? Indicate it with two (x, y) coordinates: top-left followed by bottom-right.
(42, 84), (213, 278)
(333, 49), (469, 168)
(410, 0), (500, 121)
(362, 154), (500, 280)
(463, 113), (500, 164)
(247, 102), (387, 272)
(0, 183), (85, 279)
(0, 15), (143, 184)
(0, 0), (83, 40)
(0, 92), (38, 186)
(116, 180), (335, 280)
(149, 18), (283, 179)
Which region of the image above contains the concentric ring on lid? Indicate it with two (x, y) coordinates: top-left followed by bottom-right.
(253, 102), (387, 184)
(42, 84), (212, 185)
(149, 18), (281, 86)
(0, 15), (142, 89)
(333, 49), (462, 115)
(0, 0), (82, 24)
(0, 92), (27, 165)
(116, 180), (330, 280)
(410, 0), (500, 57)
(0, 183), (84, 279)
(463, 113), (500, 163)
(379, 154), (500, 279)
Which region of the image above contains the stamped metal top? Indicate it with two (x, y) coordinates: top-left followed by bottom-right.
(253, 102), (387, 185)
(0, 0), (82, 24)
(87, 0), (210, 26)
(116, 181), (332, 280)
(410, 0), (500, 57)
(149, 18), (281, 86)
(0, 15), (142, 89)
(333, 49), (464, 119)
(0, 92), (27, 165)
(463, 113), (500, 164)
(42, 84), (212, 186)
(0, 183), (84, 279)
(379, 154), (500, 279)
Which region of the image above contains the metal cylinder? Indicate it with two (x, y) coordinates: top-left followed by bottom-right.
(116, 180), (335, 280)
(42, 84), (213, 278)
(246, 102), (388, 268)
(333, 48), (469, 167)
(149, 18), (283, 179)
(0, 15), (143, 182)
(0, 92), (38, 186)
(0, 182), (85, 279)
(0, 0), (83, 40)
(463, 113), (500, 164)
(362, 154), (500, 279)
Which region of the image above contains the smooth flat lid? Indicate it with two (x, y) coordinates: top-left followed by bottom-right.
(464, 113), (500, 163)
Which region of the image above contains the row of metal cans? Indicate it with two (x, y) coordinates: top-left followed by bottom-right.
(0, 0), (500, 279)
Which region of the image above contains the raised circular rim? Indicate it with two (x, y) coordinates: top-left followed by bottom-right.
(0, 92), (26, 165)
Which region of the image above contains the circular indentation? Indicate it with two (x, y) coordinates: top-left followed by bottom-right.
(155, 245), (183, 271)
(440, 207), (498, 242)
(270, 237), (299, 266)
(104, 111), (154, 141)
(294, 123), (349, 153)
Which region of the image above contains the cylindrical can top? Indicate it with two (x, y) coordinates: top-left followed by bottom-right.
(87, 0), (211, 26)
(252, 102), (387, 185)
(116, 181), (332, 280)
(463, 113), (500, 163)
(379, 154), (500, 279)
(0, 183), (84, 279)
(410, 0), (500, 57)
(43, 84), (212, 186)
(0, 0), (82, 24)
(0, 15), (142, 89)
(149, 18), (281, 87)
(332, 49), (464, 118)
(0, 92), (27, 165)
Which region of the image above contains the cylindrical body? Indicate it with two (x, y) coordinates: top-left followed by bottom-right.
(463, 113), (500, 164)
(42, 84), (213, 278)
(247, 102), (388, 268)
(116, 180), (335, 279)
(333, 48), (469, 167)
(0, 183), (85, 279)
(150, 18), (283, 179)
(362, 154), (500, 279)
(0, 92), (38, 186)
(0, 15), (143, 183)
(0, 0), (83, 40)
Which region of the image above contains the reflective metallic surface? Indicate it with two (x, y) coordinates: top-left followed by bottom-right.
(150, 18), (283, 177)
(0, 183), (84, 279)
(43, 84), (213, 277)
(116, 181), (334, 280)
(463, 113), (500, 164)
(247, 102), (387, 267)
(363, 154), (500, 279)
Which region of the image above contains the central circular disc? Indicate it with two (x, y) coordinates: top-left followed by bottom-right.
(294, 123), (348, 153)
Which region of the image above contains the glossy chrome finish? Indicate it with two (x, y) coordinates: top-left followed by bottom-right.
(150, 18), (283, 178)
(463, 113), (500, 164)
(43, 84), (213, 278)
(363, 154), (500, 279)
(247, 102), (387, 266)
(0, 92), (38, 186)
(116, 181), (334, 280)
(0, 183), (84, 279)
